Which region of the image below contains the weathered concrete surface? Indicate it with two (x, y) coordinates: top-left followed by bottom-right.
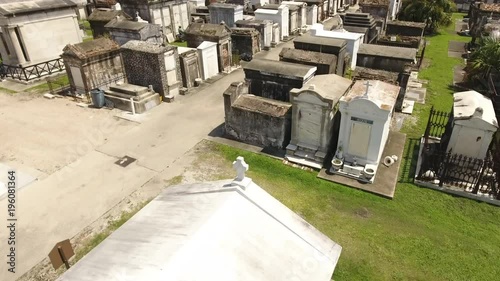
(317, 131), (406, 198)
(0, 39), (295, 281)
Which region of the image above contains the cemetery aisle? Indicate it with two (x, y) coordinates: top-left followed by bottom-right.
(0, 40), (294, 280)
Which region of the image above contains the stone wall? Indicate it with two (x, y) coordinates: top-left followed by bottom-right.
(223, 81), (292, 148)
(293, 40), (346, 75)
(244, 69), (308, 102)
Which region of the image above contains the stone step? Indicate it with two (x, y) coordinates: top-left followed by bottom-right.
(104, 89), (156, 101)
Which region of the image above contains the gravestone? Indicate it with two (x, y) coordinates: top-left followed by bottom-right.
(333, 80), (400, 183)
(286, 74), (353, 169)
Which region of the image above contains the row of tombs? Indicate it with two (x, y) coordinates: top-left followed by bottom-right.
(224, 57), (499, 185)
(224, 57), (400, 184)
(61, 35), (227, 112)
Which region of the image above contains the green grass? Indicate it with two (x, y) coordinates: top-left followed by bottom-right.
(74, 201), (150, 262)
(211, 141), (500, 281)
(169, 41), (188, 47)
(0, 87), (17, 94)
(206, 13), (500, 281)
(25, 74), (69, 93)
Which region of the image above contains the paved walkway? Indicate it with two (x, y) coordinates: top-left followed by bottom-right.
(0, 40), (294, 280)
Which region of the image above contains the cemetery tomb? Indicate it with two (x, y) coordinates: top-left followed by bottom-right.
(235, 19), (274, 49)
(243, 58), (317, 102)
(105, 18), (163, 46)
(196, 42), (219, 80)
(208, 3), (244, 27)
(286, 74), (353, 169)
(306, 4), (318, 25)
(88, 9), (132, 39)
(262, 4), (300, 35)
(279, 48), (338, 75)
(104, 83), (162, 114)
(281, 1), (308, 33)
(62, 38), (125, 95)
(185, 23), (232, 73)
(310, 24), (365, 70)
(177, 47), (202, 89)
(231, 28), (261, 56)
(121, 40), (182, 101)
(223, 81), (293, 148)
(254, 5), (290, 40)
(333, 80), (400, 183)
(443, 91), (498, 159)
(0, 0), (82, 81)
(357, 44), (417, 72)
(293, 34), (348, 76)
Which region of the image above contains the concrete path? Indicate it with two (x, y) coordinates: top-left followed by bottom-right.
(0, 40), (294, 280)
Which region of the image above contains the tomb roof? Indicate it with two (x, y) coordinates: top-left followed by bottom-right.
(254, 8), (280, 15)
(121, 40), (175, 54)
(243, 58), (317, 79)
(0, 0), (76, 16)
(62, 37), (120, 60)
(235, 19), (272, 26)
(358, 44), (417, 60)
(294, 34), (347, 48)
(311, 28), (364, 40)
(208, 3), (243, 10)
(56, 178), (341, 281)
(177, 46), (197, 55)
(104, 18), (149, 30)
(453, 91), (498, 128)
(231, 27), (260, 35)
(234, 94), (292, 117)
(291, 74), (352, 102)
(353, 67), (399, 85)
(341, 26), (369, 34)
(185, 22), (231, 37)
(88, 9), (131, 22)
(387, 20), (426, 28)
(359, 0), (389, 6)
(279, 48), (338, 65)
(342, 80), (400, 111)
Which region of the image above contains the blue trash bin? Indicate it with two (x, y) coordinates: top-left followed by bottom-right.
(90, 89), (105, 108)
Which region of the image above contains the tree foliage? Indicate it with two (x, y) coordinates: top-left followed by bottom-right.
(397, 0), (455, 33)
(465, 36), (500, 83)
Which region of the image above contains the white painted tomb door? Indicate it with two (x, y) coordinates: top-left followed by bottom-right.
(348, 119), (372, 159)
(297, 104), (321, 148)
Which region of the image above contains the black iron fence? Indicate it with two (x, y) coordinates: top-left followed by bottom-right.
(423, 106), (451, 140)
(418, 107), (500, 200)
(418, 149), (499, 199)
(0, 58), (65, 81)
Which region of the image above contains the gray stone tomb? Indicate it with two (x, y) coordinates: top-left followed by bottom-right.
(104, 83), (161, 114)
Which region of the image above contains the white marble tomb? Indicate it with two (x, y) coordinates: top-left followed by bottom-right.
(332, 80), (400, 183)
(255, 5), (289, 40)
(197, 41), (219, 80)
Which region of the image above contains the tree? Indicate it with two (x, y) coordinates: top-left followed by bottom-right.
(465, 36), (500, 83)
(397, 0), (455, 33)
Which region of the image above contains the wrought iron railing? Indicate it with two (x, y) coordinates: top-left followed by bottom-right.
(423, 106), (452, 140)
(417, 149), (499, 199)
(0, 58), (65, 81)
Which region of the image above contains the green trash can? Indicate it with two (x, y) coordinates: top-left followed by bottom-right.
(90, 89), (105, 108)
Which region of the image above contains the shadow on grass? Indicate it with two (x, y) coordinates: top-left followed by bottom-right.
(399, 138), (421, 183)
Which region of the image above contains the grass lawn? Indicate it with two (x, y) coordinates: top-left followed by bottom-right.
(0, 86), (17, 94)
(25, 74), (69, 94)
(208, 13), (500, 281)
(169, 41), (188, 47)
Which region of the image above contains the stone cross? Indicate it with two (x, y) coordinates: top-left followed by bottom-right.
(232, 156), (249, 181)
(364, 81), (372, 96)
